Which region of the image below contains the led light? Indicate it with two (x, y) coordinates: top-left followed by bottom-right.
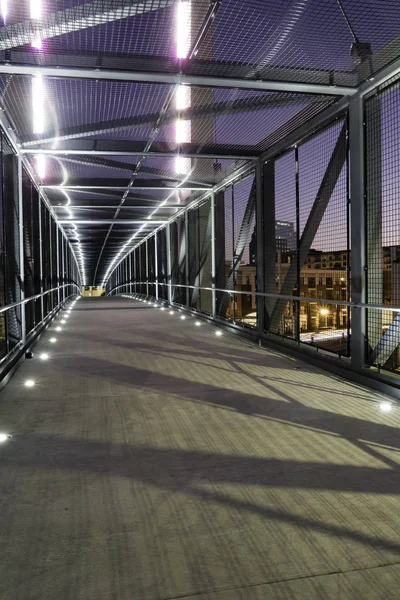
(153, 303), (158, 307)
(30, 0), (41, 19)
(0, 433), (10, 443)
(176, 0), (192, 59)
(160, 307), (165, 311)
(32, 74), (44, 134)
(35, 154), (46, 179)
(180, 315), (186, 320)
(64, 315), (69, 319)
(175, 155), (191, 175)
(1, 0), (7, 21)
(60, 319), (66, 324)
(176, 84), (191, 110)
(195, 321), (201, 326)
(50, 337), (57, 343)
(380, 401), (392, 413)
(175, 119), (191, 144)
(215, 331), (222, 336)
(55, 326), (62, 332)
(40, 353), (49, 360)
(24, 379), (35, 388)
(169, 311), (174, 315)
(32, 38), (42, 49)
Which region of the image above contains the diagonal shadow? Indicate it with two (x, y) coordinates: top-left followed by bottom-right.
(3, 436), (400, 554)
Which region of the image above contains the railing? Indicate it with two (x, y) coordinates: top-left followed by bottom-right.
(108, 281), (400, 379)
(0, 284), (81, 379)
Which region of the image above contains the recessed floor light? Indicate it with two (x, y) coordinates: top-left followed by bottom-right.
(380, 401), (392, 413)
(180, 316), (186, 320)
(56, 327), (62, 332)
(0, 433), (10, 443)
(40, 353), (49, 360)
(50, 337), (57, 343)
(215, 331), (222, 336)
(169, 311), (174, 315)
(160, 307), (165, 311)
(60, 320), (66, 324)
(24, 380), (35, 388)
(195, 321), (201, 326)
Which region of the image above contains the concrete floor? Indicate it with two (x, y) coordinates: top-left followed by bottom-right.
(1, 296), (400, 599)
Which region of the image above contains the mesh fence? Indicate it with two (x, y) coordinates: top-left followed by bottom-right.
(264, 120), (349, 356)
(365, 77), (400, 373)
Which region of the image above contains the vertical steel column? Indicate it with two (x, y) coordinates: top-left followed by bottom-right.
(294, 145), (300, 342)
(17, 156), (26, 345)
(133, 248), (136, 294)
(185, 209), (189, 308)
(255, 162), (264, 335)
(263, 161), (276, 331)
(145, 239), (149, 297)
(211, 192), (216, 319)
(349, 95), (366, 370)
(154, 231), (159, 300)
(166, 223), (172, 304)
(129, 252), (132, 295)
(38, 193), (44, 320)
(61, 234), (65, 303)
(56, 226), (60, 306)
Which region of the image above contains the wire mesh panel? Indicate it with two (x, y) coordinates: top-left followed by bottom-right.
(365, 77), (400, 373)
(3, 137), (22, 350)
(218, 175), (256, 327)
(170, 217), (186, 306)
(265, 121), (349, 356)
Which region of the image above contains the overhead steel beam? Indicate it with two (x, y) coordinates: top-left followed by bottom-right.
(42, 185), (211, 191)
(36, 155), (209, 187)
(6, 48), (357, 88)
(0, 63), (356, 96)
(53, 204), (184, 209)
(21, 94), (329, 147)
(0, 0), (172, 51)
(59, 220), (167, 225)
(22, 148), (257, 160)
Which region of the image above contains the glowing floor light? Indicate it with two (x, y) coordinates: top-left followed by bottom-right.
(215, 331), (222, 337)
(0, 433), (10, 443)
(50, 337), (57, 343)
(24, 379), (35, 388)
(40, 353), (49, 360)
(380, 401), (392, 413)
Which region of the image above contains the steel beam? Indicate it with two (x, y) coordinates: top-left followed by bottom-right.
(21, 94), (330, 148)
(53, 205), (184, 209)
(0, 0), (172, 51)
(43, 185), (211, 191)
(349, 95), (366, 369)
(0, 63), (356, 96)
(17, 156), (26, 345)
(22, 149), (257, 160)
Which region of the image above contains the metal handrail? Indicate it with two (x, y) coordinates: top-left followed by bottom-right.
(0, 284), (80, 314)
(109, 281), (400, 313)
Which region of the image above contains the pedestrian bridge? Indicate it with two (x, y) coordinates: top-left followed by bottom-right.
(1, 295), (400, 599)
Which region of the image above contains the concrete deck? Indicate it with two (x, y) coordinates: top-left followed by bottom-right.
(1, 296), (400, 599)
